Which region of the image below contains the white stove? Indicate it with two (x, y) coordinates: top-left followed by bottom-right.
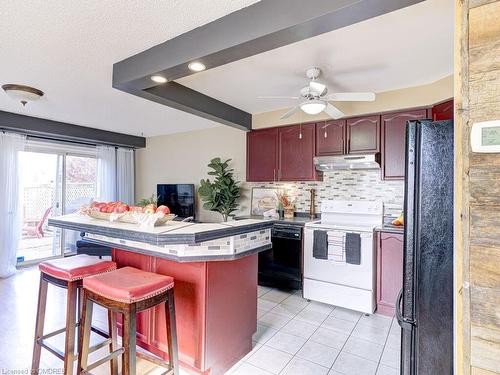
(303, 200), (383, 314)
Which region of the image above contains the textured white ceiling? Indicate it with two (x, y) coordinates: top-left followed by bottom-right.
(0, 0), (453, 137)
(179, 0), (454, 114)
(0, 0), (259, 137)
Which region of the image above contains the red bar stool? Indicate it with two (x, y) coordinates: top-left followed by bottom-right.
(77, 266), (179, 375)
(32, 255), (117, 375)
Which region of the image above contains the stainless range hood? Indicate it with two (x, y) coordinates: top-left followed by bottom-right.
(314, 154), (380, 171)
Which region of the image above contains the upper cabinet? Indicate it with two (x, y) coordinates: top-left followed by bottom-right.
(346, 115), (380, 154)
(381, 109), (427, 180)
(431, 99), (454, 121)
(315, 120), (346, 156)
(279, 123), (317, 181)
(246, 123), (318, 182)
(246, 128), (279, 182)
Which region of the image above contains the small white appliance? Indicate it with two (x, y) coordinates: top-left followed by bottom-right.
(303, 200), (383, 314)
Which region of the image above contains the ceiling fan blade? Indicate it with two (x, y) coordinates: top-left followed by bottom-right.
(257, 96), (299, 99)
(309, 81), (327, 96)
(324, 103), (345, 119)
(327, 92), (376, 102)
(280, 106), (300, 120)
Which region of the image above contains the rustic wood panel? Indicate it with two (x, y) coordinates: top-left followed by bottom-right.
(469, 167), (500, 204)
(472, 366), (500, 375)
(470, 205), (500, 248)
(471, 325), (500, 373)
(470, 245), (500, 288)
(470, 286), (500, 330)
(469, 2), (500, 47)
(455, 0), (471, 372)
(458, 0), (500, 374)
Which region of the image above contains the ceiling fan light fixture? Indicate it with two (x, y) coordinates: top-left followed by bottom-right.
(300, 100), (326, 115)
(2, 84), (44, 106)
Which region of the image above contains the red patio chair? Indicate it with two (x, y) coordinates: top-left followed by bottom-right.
(23, 207), (52, 239)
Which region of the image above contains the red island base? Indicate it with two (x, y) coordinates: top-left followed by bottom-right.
(112, 248), (258, 375)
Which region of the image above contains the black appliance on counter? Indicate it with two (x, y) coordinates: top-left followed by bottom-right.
(157, 184), (195, 220)
(397, 119), (454, 374)
(258, 223), (302, 290)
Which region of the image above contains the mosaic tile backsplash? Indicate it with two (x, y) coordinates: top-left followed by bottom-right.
(243, 170), (405, 217)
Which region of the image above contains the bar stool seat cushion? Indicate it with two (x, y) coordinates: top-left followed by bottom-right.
(83, 266), (174, 303)
(39, 254), (116, 282)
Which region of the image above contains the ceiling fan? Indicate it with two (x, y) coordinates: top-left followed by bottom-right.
(258, 67), (376, 120)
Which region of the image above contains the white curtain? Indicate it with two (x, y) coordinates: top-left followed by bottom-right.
(0, 132), (26, 278)
(116, 148), (135, 205)
(96, 145), (116, 202)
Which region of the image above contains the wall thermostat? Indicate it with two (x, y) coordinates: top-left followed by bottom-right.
(471, 120), (500, 153)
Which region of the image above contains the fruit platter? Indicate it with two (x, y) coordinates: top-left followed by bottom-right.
(80, 201), (176, 226)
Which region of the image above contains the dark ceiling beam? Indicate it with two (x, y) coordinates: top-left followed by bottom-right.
(113, 0), (424, 130)
(0, 110), (146, 148)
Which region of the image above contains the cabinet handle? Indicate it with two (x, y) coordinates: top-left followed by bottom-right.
(278, 169), (281, 180)
(273, 169), (276, 181)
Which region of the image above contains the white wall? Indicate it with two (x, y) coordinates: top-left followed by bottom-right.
(135, 126), (247, 222)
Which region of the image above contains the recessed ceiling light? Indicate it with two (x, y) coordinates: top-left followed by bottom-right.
(188, 62), (206, 72)
(150, 75), (167, 83)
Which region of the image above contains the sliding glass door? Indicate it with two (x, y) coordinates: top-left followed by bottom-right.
(62, 154), (97, 254)
(17, 151), (63, 262)
(17, 142), (97, 263)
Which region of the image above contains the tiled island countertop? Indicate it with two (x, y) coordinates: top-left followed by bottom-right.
(49, 214), (273, 262)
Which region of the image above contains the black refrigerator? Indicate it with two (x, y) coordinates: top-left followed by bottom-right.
(397, 119), (454, 375)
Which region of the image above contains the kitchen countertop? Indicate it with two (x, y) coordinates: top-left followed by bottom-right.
(375, 217), (404, 234)
(48, 214), (274, 245)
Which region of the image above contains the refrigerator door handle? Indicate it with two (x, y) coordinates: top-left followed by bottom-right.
(396, 288), (416, 331)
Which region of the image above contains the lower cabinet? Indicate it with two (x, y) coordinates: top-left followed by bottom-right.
(376, 231), (404, 316)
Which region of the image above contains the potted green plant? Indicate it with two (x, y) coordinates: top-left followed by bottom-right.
(198, 158), (241, 222)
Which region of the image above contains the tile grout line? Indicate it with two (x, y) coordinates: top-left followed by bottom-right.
(374, 317), (395, 374)
(249, 290), (398, 375)
(325, 310), (363, 375)
(276, 300), (337, 374)
(251, 291), (340, 374)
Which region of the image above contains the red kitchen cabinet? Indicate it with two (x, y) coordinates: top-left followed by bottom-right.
(381, 109), (427, 180)
(431, 99), (454, 121)
(279, 123), (317, 181)
(376, 232), (404, 316)
(315, 120), (346, 156)
(346, 115), (380, 154)
(246, 128), (279, 182)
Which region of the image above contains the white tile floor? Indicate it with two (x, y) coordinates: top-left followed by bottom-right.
(226, 286), (401, 375)
(0, 268), (400, 375)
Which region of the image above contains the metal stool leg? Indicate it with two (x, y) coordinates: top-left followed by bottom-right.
(122, 305), (137, 375)
(31, 274), (48, 372)
(165, 288), (179, 375)
(64, 281), (78, 375)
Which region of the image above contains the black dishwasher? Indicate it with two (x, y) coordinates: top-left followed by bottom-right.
(258, 224), (302, 290)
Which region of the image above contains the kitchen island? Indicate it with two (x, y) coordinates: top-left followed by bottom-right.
(49, 214), (273, 375)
